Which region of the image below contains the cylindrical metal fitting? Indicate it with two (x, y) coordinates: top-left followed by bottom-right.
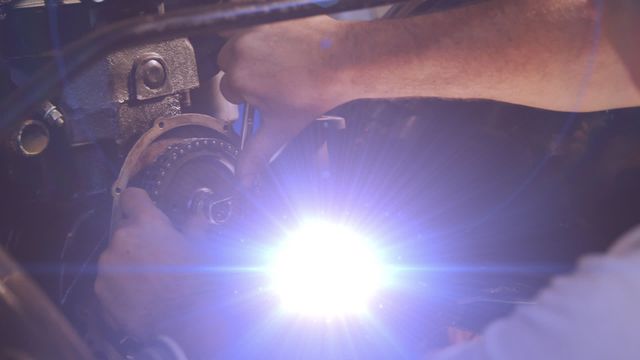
(12, 119), (50, 156)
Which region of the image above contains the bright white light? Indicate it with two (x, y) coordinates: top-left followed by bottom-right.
(268, 219), (387, 317)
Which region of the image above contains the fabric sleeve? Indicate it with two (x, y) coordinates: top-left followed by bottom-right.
(433, 224), (640, 360)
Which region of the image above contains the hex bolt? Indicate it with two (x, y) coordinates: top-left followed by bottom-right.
(40, 101), (65, 127)
(189, 188), (232, 225)
(141, 59), (167, 89)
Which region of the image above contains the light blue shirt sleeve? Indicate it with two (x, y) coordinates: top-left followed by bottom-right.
(433, 225), (640, 360)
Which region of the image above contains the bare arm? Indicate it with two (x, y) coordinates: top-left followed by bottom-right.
(343, 0), (639, 112)
(218, 0), (640, 186)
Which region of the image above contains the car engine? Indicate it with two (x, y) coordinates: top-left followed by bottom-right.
(1, 0), (640, 358)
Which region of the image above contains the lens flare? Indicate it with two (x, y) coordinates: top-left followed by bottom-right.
(268, 219), (387, 317)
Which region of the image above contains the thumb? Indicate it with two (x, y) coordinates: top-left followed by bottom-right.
(236, 111), (312, 190)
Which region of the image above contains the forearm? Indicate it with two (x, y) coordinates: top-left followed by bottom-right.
(338, 0), (640, 112)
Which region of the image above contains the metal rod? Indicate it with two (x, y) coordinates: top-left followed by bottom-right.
(240, 104), (255, 150)
(0, 0), (407, 132)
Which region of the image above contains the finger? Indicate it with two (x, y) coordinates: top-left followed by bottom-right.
(236, 112), (311, 189)
(119, 187), (167, 224)
(219, 73), (245, 104)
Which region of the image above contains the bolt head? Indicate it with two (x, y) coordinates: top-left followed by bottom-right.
(141, 59), (166, 89)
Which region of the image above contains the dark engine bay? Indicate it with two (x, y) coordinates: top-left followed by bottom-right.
(1, 0), (640, 358)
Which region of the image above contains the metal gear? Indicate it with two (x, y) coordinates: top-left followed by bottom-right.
(134, 137), (239, 231)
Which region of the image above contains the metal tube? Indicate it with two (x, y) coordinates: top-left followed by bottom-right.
(240, 104), (255, 150)
(0, 0), (407, 132)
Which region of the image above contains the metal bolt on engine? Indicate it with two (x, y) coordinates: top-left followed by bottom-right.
(141, 59), (167, 89)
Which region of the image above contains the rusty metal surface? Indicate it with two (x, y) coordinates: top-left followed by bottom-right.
(60, 38), (198, 147)
(137, 137), (238, 230)
(111, 113), (232, 232)
(109, 39), (198, 103)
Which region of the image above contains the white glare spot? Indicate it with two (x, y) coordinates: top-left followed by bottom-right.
(268, 220), (387, 317)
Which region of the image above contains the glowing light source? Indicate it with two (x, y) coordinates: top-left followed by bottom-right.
(268, 219), (387, 317)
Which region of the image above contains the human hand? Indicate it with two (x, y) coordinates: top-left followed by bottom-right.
(95, 188), (223, 352)
(218, 16), (358, 188)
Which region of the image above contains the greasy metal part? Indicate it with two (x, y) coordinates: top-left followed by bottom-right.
(140, 139), (237, 198)
(112, 113), (228, 196)
(134, 53), (173, 101)
(141, 59), (167, 89)
(0, 248), (93, 359)
(240, 104), (255, 150)
(9, 119), (49, 156)
(0, 0), (408, 132)
(84, 38), (196, 104)
(59, 38), (198, 146)
(190, 189), (233, 225)
(111, 113), (231, 231)
(180, 90), (192, 108)
(39, 100), (64, 127)
(137, 137), (237, 229)
(10, 0), (81, 8)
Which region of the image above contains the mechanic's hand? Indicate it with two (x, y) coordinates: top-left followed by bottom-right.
(218, 16), (358, 188)
(95, 188), (220, 343)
